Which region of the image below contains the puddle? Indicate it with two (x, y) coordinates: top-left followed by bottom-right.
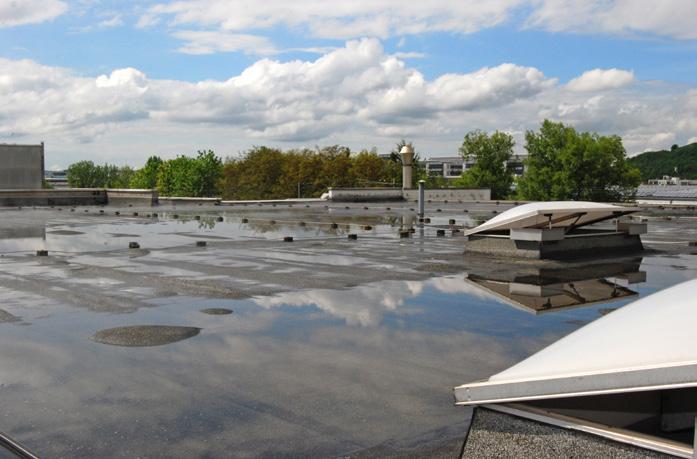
(0, 206), (694, 458)
(0, 207), (483, 254)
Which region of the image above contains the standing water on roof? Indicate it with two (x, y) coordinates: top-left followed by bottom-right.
(0, 204), (695, 457)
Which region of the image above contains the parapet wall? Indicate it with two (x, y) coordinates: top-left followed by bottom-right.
(0, 188), (106, 207)
(325, 187), (491, 202)
(323, 188), (404, 202)
(0, 188), (158, 207)
(106, 189), (158, 206)
(403, 188), (491, 202)
(159, 196), (221, 206)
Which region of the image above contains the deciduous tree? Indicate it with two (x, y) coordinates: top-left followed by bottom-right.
(455, 130), (515, 199)
(130, 156), (163, 189)
(518, 120), (641, 201)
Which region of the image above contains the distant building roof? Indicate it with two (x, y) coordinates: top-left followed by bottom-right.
(636, 184), (697, 200)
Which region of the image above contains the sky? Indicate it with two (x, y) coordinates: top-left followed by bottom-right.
(1, 0), (697, 169)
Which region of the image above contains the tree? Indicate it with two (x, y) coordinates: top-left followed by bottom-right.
(627, 142), (697, 180)
(317, 145), (354, 189)
(66, 161), (131, 188)
(671, 144), (679, 151)
(455, 130), (515, 199)
(67, 161), (101, 188)
(517, 120), (641, 202)
(112, 166), (135, 188)
(350, 149), (398, 187)
(130, 156), (163, 189)
(221, 145), (404, 200)
(157, 150), (223, 197)
(192, 150), (223, 197)
(221, 146), (287, 200)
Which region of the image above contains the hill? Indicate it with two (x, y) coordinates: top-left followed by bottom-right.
(628, 143), (697, 180)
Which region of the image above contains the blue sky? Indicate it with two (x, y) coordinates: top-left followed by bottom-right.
(1, 0), (696, 167)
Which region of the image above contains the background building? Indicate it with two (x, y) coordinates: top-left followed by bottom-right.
(0, 143), (45, 189)
(44, 169), (69, 188)
(421, 154), (526, 180)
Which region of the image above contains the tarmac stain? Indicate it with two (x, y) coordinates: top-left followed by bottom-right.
(200, 308), (233, 315)
(0, 309), (21, 323)
(47, 230), (84, 235)
(91, 325), (201, 347)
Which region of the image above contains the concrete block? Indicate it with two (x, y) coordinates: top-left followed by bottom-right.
(510, 228), (565, 242)
(616, 222), (647, 235)
(0, 144), (44, 189)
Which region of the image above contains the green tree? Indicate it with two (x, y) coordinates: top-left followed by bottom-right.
(221, 146), (287, 200)
(221, 145), (405, 200)
(67, 160), (101, 188)
(130, 156), (163, 189)
(518, 120), (641, 202)
(350, 149), (397, 187)
(157, 150), (223, 197)
(192, 150), (223, 197)
(67, 161), (137, 188)
(317, 145), (354, 189)
(455, 130), (515, 199)
(111, 166), (135, 188)
(627, 142), (697, 180)
(277, 148), (325, 198)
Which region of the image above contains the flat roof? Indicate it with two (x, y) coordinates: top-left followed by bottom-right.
(465, 201), (638, 236)
(455, 279), (697, 405)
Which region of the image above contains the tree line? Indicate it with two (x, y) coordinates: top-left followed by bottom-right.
(65, 120), (642, 201)
(627, 142), (697, 180)
(456, 120), (641, 200)
(66, 143), (437, 199)
(67, 150), (223, 197)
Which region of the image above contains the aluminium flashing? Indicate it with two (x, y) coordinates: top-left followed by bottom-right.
(454, 279), (697, 405)
(455, 361), (697, 405)
(464, 201), (639, 237)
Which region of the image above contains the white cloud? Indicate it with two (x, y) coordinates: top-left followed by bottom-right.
(0, 58), (150, 142)
(526, 0), (697, 40)
(135, 12), (159, 28)
(0, 38), (696, 162)
(145, 0), (525, 39)
(364, 63), (554, 122)
(141, 0), (697, 45)
(173, 30), (278, 55)
(98, 14), (123, 28)
(566, 68), (635, 92)
(95, 67), (148, 90)
(0, 0), (67, 27)
(393, 52), (426, 59)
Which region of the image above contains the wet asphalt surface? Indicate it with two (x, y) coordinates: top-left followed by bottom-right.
(0, 200), (695, 458)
